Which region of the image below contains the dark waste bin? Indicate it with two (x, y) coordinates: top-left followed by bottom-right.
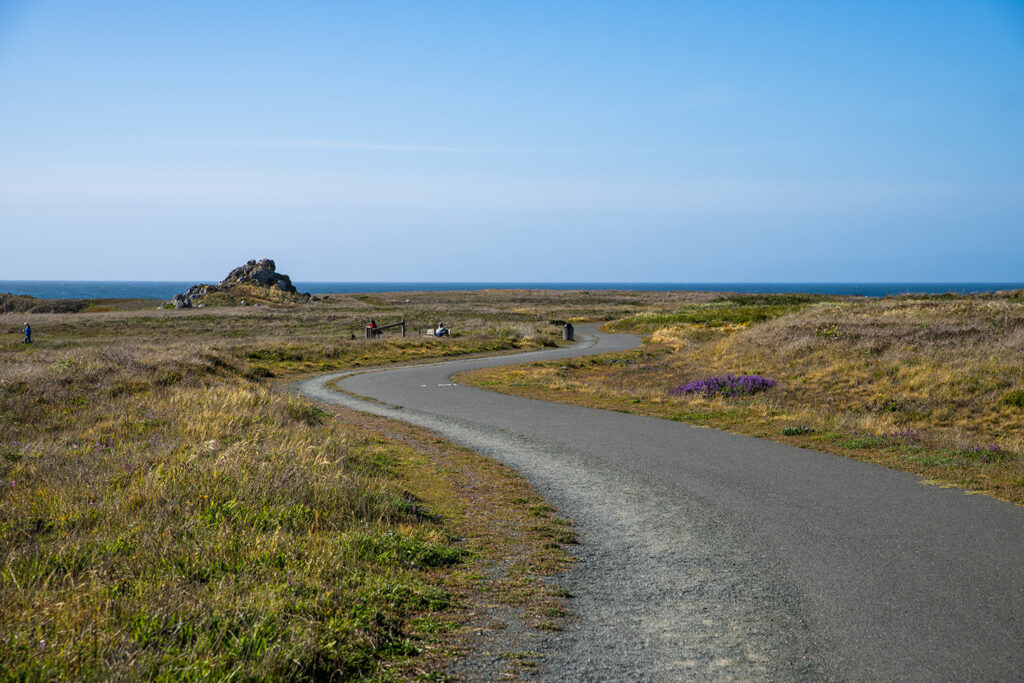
(563, 322), (574, 341)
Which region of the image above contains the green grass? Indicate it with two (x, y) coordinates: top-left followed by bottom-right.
(0, 366), (578, 679)
(1003, 389), (1024, 407)
(2, 290), (629, 679)
(781, 426), (815, 436)
(0, 380), (454, 679)
(606, 297), (830, 333)
(669, 410), (730, 426)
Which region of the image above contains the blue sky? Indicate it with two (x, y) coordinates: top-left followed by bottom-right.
(1, 1), (1022, 281)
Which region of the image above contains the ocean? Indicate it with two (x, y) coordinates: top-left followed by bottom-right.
(0, 280), (1019, 301)
(1, 281), (1023, 300)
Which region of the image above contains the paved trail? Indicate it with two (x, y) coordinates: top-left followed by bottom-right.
(292, 326), (1024, 681)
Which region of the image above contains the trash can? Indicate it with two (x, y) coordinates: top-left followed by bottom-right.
(563, 322), (574, 341)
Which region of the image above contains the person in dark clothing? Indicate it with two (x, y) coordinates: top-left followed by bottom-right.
(23, 322), (31, 344)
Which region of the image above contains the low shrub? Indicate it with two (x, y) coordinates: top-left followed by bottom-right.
(670, 374), (777, 399)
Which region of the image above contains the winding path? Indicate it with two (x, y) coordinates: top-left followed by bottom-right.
(292, 326), (1024, 681)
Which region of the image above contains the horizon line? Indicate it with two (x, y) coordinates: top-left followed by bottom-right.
(4, 279), (1024, 285)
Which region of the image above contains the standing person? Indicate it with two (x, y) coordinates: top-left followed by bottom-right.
(23, 322), (31, 344)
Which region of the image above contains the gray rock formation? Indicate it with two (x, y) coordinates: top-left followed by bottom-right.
(221, 259), (297, 292)
(171, 259), (305, 308)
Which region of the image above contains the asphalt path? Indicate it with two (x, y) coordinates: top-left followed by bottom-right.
(293, 326), (1024, 681)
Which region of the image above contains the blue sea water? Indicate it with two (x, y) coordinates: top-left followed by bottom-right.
(1, 281), (1023, 300)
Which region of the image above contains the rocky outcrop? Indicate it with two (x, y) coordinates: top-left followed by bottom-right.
(172, 259), (308, 308)
(222, 259), (297, 292)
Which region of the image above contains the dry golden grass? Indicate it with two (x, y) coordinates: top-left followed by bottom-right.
(2, 371), (447, 678)
(461, 293), (1024, 505)
(13, 287), (1023, 678)
(3, 291), (650, 680)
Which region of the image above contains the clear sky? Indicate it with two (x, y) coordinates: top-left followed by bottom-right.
(1, 1), (1022, 282)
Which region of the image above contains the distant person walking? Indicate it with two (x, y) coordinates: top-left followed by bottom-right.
(23, 322), (31, 344)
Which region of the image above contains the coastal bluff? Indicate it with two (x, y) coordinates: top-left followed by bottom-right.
(172, 259), (310, 308)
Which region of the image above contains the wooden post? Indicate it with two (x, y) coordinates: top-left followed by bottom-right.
(366, 319), (406, 339)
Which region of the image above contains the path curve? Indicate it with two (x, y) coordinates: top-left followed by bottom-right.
(292, 325), (1024, 681)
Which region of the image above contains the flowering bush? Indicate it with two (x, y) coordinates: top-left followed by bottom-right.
(670, 374), (777, 398)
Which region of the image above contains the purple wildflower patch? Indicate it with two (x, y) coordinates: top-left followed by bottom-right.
(887, 428), (921, 447)
(670, 374), (777, 399)
(963, 443), (1010, 463)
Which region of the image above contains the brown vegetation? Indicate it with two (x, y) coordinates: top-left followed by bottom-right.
(0, 293), (155, 314)
(10, 287), (1022, 678)
(461, 292), (1024, 505)
(1, 291), (638, 679)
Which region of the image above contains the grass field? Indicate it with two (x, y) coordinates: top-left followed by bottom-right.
(459, 292), (1024, 505)
(1, 291), (660, 680)
(7, 287), (1024, 678)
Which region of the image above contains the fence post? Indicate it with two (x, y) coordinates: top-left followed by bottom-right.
(366, 319), (406, 339)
